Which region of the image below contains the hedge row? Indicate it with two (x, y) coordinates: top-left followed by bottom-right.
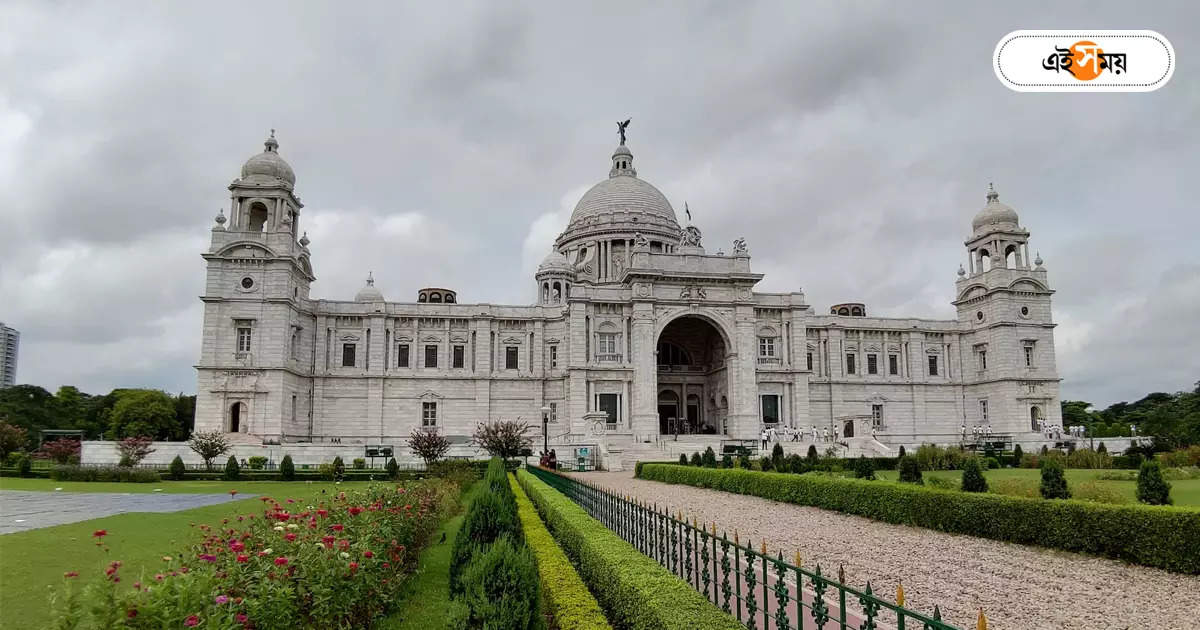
(636, 464), (1200, 574)
(509, 475), (612, 630)
(517, 469), (742, 629)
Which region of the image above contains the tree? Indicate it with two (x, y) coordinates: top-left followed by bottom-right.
(771, 443), (785, 470)
(1039, 458), (1071, 499)
(0, 422), (27, 460)
(853, 456), (875, 480)
(471, 420), (535, 461)
(898, 445), (906, 458)
(1097, 442), (1108, 454)
(115, 436), (155, 466)
(806, 444), (819, 464)
(703, 446), (718, 468)
(690, 452), (702, 467)
(386, 457), (400, 479)
(898, 455), (923, 484)
(223, 456), (241, 481)
(188, 431), (231, 471)
(55, 386), (94, 437)
(280, 454), (296, 481)
(39, 438), (80, 464)
(1136, 459), (1172, 505)
(407, 428), (451, 466)
(173, 393), (197, 440)
(961, 457), (988, 492)
(678, 453), (688, 466)
(0, 385), (60, 435)
(108, 390), (180, 440)
(1013, 444), (1024, 466)
(722, 453), (733, 468)
(168, 455), (186, 480)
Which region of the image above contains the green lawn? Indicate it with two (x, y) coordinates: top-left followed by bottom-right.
(0, 481), (367, 629)
(378, 482), (478, 630)
(871, 467), (1200, 507)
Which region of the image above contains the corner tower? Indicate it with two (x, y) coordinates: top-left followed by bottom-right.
(953, 184), (1061, 434)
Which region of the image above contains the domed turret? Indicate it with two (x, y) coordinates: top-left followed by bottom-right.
(241, 130), (296, 187)
(537, 250), (573, 274)
(972, 183), (1020, 233)
(355, 272), (384, 302)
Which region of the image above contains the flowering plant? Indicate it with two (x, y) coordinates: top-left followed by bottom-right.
(51, 480), (458, 629)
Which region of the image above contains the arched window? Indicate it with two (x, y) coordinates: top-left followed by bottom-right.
(552, 281), (562, 301)
(229, 402), (245, 433)
(418, 292), (427, 302)
(429, 293), (442, 303)
(542, 283), (550, 302)
(1030, 406), (1042, 432)
(838, 307), (850, 316)
(851, 306), (863, 316)
(247, 202), (269, 232)
(979, 250), (992, 272)
(445, 294), (455, 303)
(656, 341), (691, 366)
(1005, 245), (1019, 269)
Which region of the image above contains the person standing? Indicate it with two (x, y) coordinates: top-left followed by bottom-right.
(960, 423), (967, 443)
(760, 428), (768, 450)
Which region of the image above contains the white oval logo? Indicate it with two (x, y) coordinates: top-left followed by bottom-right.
(994, 30), (1174, 92)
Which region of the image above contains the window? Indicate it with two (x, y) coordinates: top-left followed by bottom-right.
(871, 404), (883, 428)
(978, 349), (988, 371)
(505, 346), (519, 370)
(424, 344), (438, 368)
(979, 400), (989, 423)
(452, 345), (465, 369)
(758, 337), (776, 357)
(341, 343), (356, 367)
(846, 353), (856, 375)
(240, 276), (254, 289)
(422, 401), (437, 427)
(867, 353), (878, 375)
(928, 355), (939, 376)
(1024, 342), (1035, 367)
(548, 402), (558, 423)
(806, 352), (813, 371)
(397, 344), (410, 367)
(290, 331), (298, 359)
(657, 342), (690, 366)
(597, 333), (619, 361)
(888, 354), (899, 375)
(760, 394), (780, 424)
(596, 393), (620, 426)
(549, 345), (558, 369)
(236, 326), (252, 353)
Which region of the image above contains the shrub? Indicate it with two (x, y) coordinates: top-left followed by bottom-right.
(1159, 446), (1200, 468)
(806, 444), (819, 464)
(1137, 460), (1172, 505)
(898, 456), (923, 484)
(737, 454), (750, 469)
(115, 436), (155, 466)
(1012, 444), (1024, 467)
(961, 457), (988, 492)
(430, 459), (478, 488)
(167, 455), (186, 480)
(1040, 458), (1071, 499)
(635, 464), (1200, 574)
(914, 444), (965, 471)
(223, 456), (240, 481)
(786, 453), (805, 474)
(721, 454), (733, 469)
(1041, 445), (1049, 456)
(690, 452), (702, 467)
(117, 454), (134, 468)
(280, 454), (296, 480)
(853, 456), (875, 480)
(17, 454), (31, 478)
(702, 446), (718, 468)
(450, 459), (522, 595)
(1068, 448), (1112, 470)
(518, 470), (742, 628)
(386, 457), (400, 479)
(509, 476), (611, 630)
(0, 422), (28, 460)
(770, 443), (785, 471)
(332, 456), (346, 480)
(50, 465), (161, 483)
(897, 445), (906, 458)
(678, 453), (688, 466)
(188, 431), (231, 471)
(39, 439), (81, 465)
(984, 457), (1000, 470)
(247, 456), (268, 470)
(1096, 442), (1108, 454)
(352, 458), (366, 470)
(759, 456), (773, 472)
(457, 536), (543, 630)
(409, 427), (452, 466)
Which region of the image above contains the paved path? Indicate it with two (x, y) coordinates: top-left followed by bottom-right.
(573, 471), (1200, 630)
(0, 490), (254, 534)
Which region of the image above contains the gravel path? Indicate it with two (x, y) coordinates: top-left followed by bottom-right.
(0, 490), (254, 534)
(572, 471), (1200, 630)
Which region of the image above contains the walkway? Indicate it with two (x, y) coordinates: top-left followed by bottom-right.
(0, 490), (252, 534)
(573, 471), (1200, 630)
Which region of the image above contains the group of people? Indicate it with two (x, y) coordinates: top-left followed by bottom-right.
(537, 449), (558, 469)
(961, 424), (995, 442)
(758, 424), (870, 449)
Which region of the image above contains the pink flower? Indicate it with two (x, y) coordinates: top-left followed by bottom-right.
(331, 524), (344, 532)
(63, 571), (79, 578)
(284, 533), (297, 542)
(92, 529), (108, 539)
(348, 506), (363, 516)
(215, 595), (229, 605)
(127, 609), (138, 619)
(230, 541), (245, 552)
(286, 499), (295, 504)
(274, 557), (288, 566)
(236, 613), (248, 623)
(185, 615), (200, 627)
(236, 554), (249, 563)
(348, 561), (359, 575)
(317, 509), (328, 517)
(363, 550), (373, 558)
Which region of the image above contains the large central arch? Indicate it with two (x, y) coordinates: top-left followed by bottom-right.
(654, 314), (732, 436)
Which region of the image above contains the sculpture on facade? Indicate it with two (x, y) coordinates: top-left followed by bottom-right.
(616, 118), (631, 145)
(633, 232), (649, 249)
(680, 225), (703, 247)
(732, 237), (749, 255)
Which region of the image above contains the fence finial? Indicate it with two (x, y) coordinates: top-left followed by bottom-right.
(760, 539), (767, 554)
(794, 551), (802, 567)
(896, 580), (905, 607)
(711, 522), (717, 535)
(977, 608), (987, 630)
(734, 530), (739, 544)
(838, 564), (845, 584)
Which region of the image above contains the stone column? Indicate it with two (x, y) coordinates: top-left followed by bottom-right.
(630, 303), (657, 440)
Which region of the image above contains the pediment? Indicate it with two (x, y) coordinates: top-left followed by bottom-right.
(216, 241), (278, 258)
(340, 334), (360, 342)
(417, 390), (443, 400)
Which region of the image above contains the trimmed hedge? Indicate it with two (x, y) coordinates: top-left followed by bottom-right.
(50, 465), (162, 483)
(517, 469), (742, 629)
(510, 475), (612, 630)
(636, 464), (1200, 574)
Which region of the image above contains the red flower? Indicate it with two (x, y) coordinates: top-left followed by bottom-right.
(274, 556), (288, 566)
(230, 541), (245, 552)
(286, 499), (295, 504)
(284, 533), (297, 542)
(331, 524), (344, 532)
(185, 615), (200, 627)
(317, 509), (328, 517)
(236, 613), (248, 623)
(92, 529), (107, 538)
(236, 554), (249, 563)
(348, 561), (359, 575)
(363, 550), (373, 558)
(337, 539), (349, 550)
(229, 490), (238, 497)
(322, 535), (335, 546)
(126, 609), (138, 619)
(348, 506), (363, 516)
(63, 571), (78, 578)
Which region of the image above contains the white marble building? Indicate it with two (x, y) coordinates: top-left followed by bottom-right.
(192, 130), (1061, 461)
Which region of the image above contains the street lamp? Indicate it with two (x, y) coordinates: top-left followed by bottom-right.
(540, 405), (552, 456)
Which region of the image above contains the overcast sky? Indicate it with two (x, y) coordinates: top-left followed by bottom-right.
(1, 2), (1196, 407)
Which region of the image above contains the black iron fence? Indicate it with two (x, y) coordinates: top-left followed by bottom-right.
(527, 466), (961, 630)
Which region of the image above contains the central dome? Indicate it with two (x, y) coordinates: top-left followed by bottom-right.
(240, 131), (296, 187)
(569, 175), (678, 224)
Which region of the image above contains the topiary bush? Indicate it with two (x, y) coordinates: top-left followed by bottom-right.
(702, 446), (718, 468)
(352, 458), (366, 470)
(786, 453), (805, 474)
(168, 454), (186, 480)
(1012, 444), (1024, 467)
(1137, 459), (1172, 505)
(386, 457), (400, 479)
(853, 456), (875, 480)
(332, 456), (346, 480)
(222, 456), (240, 481)
(457, 535), (543, 630)
(1040, 457), (1071, 499)
(1097, 442), (1108, 454)
(679, 453), (688, 466)
(759, 456), (773, 472)
(450, 459), (522, 595)
(280, 454), (295, 481)
(721, 454), (733, 469)
(689, 452), (702, 467)
(17, 454), (31, 478)
(984, 457), (1001, 470)
(961, 457), (988, 492)
(737, 454), (750, 469)
(806, 444), (819, 465)
(898, 455), (922, 484)
(771, 443), (785, 471)
(247, 456), (267, 470)
(51, 465), (161, 483)
(898, 445), (906, 458)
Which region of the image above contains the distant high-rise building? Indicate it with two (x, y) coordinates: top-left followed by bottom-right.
(0, 322), (17, 388)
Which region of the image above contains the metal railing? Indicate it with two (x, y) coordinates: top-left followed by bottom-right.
(527, 466), (960, 630)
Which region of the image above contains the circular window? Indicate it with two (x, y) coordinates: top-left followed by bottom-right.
(976, 311), (985, 321)
(240, 277), (254, 289)
(1020, 306), (1030, 317)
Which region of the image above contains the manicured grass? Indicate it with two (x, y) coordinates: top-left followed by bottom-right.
(0, 481), (371, 629)
(870, 468), (1200, 507)
(378, 483), (479, 630)
(0, 476), (375, 494)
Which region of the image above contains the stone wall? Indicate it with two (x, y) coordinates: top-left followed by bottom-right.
(81, 440), (487, 468)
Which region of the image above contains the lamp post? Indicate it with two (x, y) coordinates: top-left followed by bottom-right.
(540, 405), (551, 456)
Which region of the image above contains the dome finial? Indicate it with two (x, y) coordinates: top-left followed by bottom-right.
(1034, 251), (1044, 267)
(366, 271), (374, 286)
(299, 231), (310, 246)
(214, 207), (226, 226)
(986, 182), (999, 203)
(264, 129), (279, 152)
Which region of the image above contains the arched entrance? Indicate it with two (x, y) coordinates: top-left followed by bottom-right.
(655, 315), (730, 436)
(843, 419), (855, 438)
(229, 402), (246, 433)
